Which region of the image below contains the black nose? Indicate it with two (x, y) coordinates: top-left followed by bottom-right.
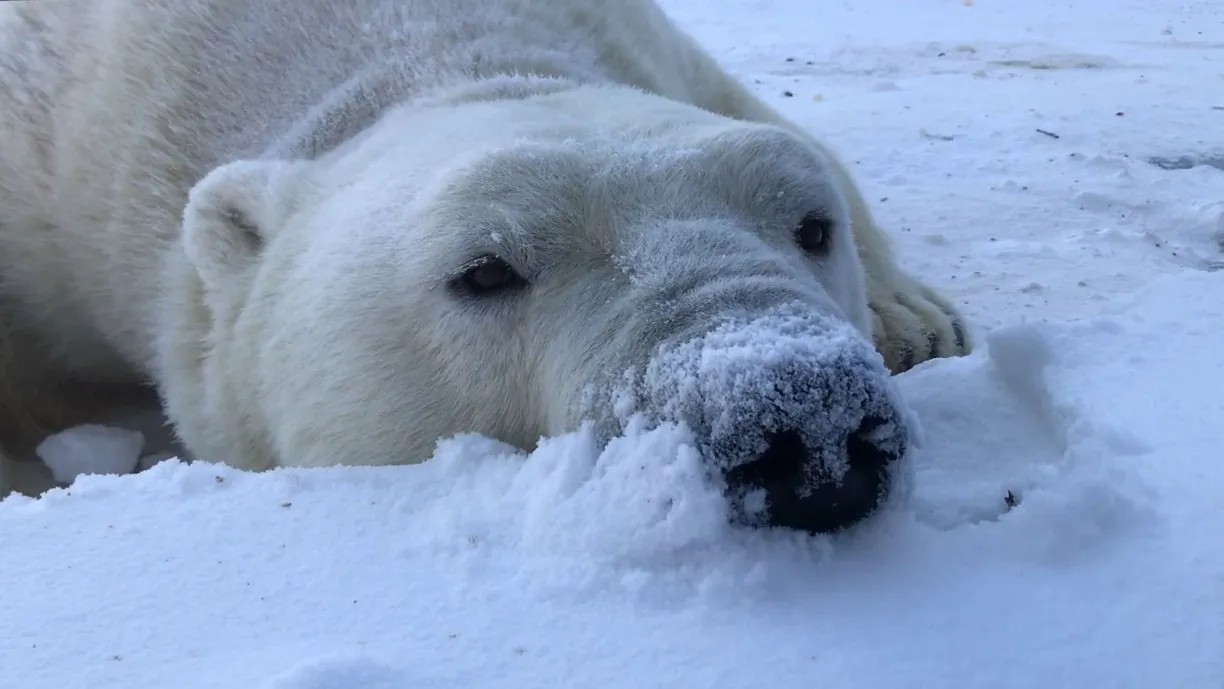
(724, 416), (901, 534)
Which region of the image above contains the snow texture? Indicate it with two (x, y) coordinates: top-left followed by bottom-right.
(3, 0), (1224, 687)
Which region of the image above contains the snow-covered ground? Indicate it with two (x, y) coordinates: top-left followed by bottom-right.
(3, 0), (1223, 687)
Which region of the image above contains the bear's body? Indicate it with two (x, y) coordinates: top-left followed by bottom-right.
(0, 0), (969, 532)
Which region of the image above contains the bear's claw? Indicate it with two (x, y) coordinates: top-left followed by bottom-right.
(868, 272), (972, 375)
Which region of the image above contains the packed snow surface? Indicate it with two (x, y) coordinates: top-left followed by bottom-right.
(3, 0), (1223, 687)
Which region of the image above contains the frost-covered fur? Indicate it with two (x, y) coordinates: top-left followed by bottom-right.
(0, 0), (970, 513)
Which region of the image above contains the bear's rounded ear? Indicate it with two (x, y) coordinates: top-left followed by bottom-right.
(182, 159), (304, 294)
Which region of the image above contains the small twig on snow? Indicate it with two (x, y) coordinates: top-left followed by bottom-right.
(919, 128), (955, 142)
(1003, 490), (1021, 511)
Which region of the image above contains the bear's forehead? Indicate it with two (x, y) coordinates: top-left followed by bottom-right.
(430, 132), (834, 232)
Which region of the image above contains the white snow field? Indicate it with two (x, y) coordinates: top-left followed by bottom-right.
(3, 0), (1223, 687)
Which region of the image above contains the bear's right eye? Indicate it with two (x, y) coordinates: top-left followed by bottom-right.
(794, 210), (834, 257)
(448, 255), (528, 297)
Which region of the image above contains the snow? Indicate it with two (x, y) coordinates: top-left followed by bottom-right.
(3, 0), (1223, 687)
(35, 424), (145, 484)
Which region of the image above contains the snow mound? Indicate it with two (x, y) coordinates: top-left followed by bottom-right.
(3, 272), (1221, 688)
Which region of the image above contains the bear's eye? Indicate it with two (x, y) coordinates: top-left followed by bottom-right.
(449, 255), (528, 297)
(794, 211), (834, 257)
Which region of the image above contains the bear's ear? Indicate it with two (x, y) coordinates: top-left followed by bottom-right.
(182, 159), (305, 295)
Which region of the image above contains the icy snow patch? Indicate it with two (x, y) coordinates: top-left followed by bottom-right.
(35, 424), (145, 484)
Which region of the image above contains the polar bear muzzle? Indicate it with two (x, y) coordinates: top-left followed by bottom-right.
(632, 303), (911, 535)
(720, 412), (902, 535)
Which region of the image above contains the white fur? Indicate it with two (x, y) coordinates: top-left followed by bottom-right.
(0, 0), (970, 497)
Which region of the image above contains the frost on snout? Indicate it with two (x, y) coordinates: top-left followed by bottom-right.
(608, 303), (912, 535)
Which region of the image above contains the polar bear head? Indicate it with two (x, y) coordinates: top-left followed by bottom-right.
(158, 84), (911, 535)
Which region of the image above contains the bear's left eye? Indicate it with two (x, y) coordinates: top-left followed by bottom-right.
(794, 211), (834, 257)
(448, 255), (528, 297)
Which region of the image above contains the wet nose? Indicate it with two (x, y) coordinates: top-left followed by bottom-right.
(724, 415), (903, 534)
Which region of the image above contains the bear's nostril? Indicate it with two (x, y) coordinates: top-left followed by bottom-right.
(724, 415), (901, 535)
(745, 429), (808, 487)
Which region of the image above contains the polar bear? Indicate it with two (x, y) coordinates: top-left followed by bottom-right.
(0, 0), (971, 532)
